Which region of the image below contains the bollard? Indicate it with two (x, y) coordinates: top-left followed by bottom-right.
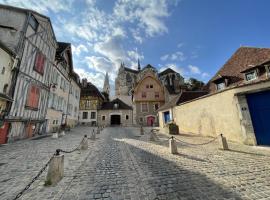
(46, 149), (64, 186)
(52, 132), (58, 139)
(90, 129), (96, 140)
(219, 134), (229, 150)
(149, 131), (156, 141)
(97, 128), (100, 134)
(140, 126), (144, 135)
(81, 135), (88, 150)
(169, 136), (178, 154)
(59, 130), (65, 137)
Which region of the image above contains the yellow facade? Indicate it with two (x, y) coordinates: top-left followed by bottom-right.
(159, 81), (270, 145)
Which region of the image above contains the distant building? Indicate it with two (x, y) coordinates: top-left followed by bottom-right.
(79, 79), (104, 126)
(0, 5), (57, 141)
(98, 98), (133, 126)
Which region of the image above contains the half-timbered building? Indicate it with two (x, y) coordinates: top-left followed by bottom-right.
(0, 5), (57, 141)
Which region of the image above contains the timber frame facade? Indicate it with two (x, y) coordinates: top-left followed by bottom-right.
(0, 5), (57, 141)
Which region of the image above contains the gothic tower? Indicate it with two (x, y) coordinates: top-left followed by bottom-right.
(103, 72), (110, 96)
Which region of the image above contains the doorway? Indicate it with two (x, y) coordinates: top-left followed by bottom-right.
(111, 115), (121, 125)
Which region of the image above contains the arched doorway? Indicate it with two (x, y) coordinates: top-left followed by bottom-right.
(147, 116), (155, 126)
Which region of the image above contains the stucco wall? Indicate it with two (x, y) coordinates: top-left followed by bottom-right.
(163, 81), (270, 145)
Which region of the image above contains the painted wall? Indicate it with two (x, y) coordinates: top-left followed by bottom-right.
(67, 78), (80, 128)
(0, 47), (13, 96)
(162, 80), (270, 145)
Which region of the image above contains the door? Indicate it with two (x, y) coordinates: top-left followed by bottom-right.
(0, 122), (9, 144)
(147, 116), (155, 126)
(111, 115), (121, 125)
(246, 90), (270, 145)
(163, 111), (170, 123)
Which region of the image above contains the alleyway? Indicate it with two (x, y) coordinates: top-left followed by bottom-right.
(1, 126), (270, 200)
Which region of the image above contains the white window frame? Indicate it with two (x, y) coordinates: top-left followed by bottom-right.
(141, 102), (148, 113)
(216, 82), (225, 91)
(245, 70), (257, 81)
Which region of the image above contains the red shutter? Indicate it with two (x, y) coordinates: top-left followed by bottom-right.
(34, 87), (40, 108)
(34, 52), (45, 75)
(26, 85), (40, 108)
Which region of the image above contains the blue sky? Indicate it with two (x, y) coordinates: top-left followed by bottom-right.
(1, 0), (270, 91)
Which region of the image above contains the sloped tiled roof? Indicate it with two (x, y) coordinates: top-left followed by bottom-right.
(81, 83), (104, 99)
(209, 47), (270, 85)
(159, 68), (176, 76)
(99, 98), (132, 110)
(158, 91), (208, 111)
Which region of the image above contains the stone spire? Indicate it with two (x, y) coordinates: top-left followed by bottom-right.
(103, 72), (110, 96)
(137, 59), (141, 71)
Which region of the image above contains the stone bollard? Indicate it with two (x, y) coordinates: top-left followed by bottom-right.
(81, 135), (88, 150)
(59, 130), (65, 137)
(46, 149), (64, 186)
(169, 137), (178, 154)
(90, 130), (96, 140)
(52, 132), (58, 139)
(97, 128), (100, 134)
(219, 134), (229, 150)
(149, 131), (156, 141)
(140, 126), (144, 135)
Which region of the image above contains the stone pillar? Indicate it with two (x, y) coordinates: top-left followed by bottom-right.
(46, 150), (64, 186)
(149, 131), (156, 141)
(52, 133), (58, 139)
(169, 137), (178, 154)
(59, 130), (65, 137)
(81, 135), (88, 150)
(219, 134), (229, 150)
(140, 126), (144, 135)
(90, 130), (96, 140)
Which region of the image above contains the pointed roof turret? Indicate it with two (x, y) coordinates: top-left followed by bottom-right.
(138, 59), (141, 71)
(103, 72), (110, 96)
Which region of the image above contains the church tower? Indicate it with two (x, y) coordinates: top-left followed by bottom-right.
(103, 72), (110, 96)
(138, 59), (141, 71)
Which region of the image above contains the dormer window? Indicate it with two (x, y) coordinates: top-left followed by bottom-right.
(245, 70), (257, 81)
(216, 82), (225, 91)
(113, 103), (119, 109)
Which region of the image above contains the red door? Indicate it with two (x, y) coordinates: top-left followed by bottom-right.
(147, 116), (155, 126)
(0, 122), (9, 144)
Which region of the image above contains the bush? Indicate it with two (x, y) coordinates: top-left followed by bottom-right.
(167, 123), (179, 135)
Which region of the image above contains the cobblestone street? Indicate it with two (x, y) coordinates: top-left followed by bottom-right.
(1, 126), (270, 200)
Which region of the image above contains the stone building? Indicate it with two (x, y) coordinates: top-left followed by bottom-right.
(159, 47), (270, 146)
(133, 67), (165, 126)
(0, 5), (57, 141)
(79, 79), (104, 126)
(0, 41), (17, 144)
(97, 98), (133, 126)
(114, 61), (184, 126)
(45, 42), (80, 133)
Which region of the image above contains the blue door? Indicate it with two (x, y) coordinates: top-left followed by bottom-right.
(246, 90), (270, 145)
(163, 111), (170, 123)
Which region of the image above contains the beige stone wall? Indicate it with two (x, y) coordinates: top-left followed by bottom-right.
(97, 110), (133, 126)
(160, 81), (270, 145)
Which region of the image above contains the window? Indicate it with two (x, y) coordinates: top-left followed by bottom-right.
(141, 103), (148, 112)
(102, 116), (106, 121)
(113, 103), (119, 109)
(1, 67), (5, 74)
(86, 100), (91, 108)
(142, 92), (146, 98)
(155, 92), (159, 98)
(245, 71), (257, 81)
(90, 112), (96, 119)
(150, 85), (153, 88)
(216, 82), (225, 91)
(3, 84), (8, 94)
(26, 85), (40, 109)
(29, 15), (39, 32)
(139, 117), (143, 122)
(154, 103), (159, 111)
(146, 85), (149, 89)
(126, 115), (129, 120)
(74, 107), (77, 117)
(34, 52), (45, 75)
(82, 112), (88, 119)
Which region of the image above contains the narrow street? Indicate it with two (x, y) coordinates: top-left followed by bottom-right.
(1, 126), (270, 200)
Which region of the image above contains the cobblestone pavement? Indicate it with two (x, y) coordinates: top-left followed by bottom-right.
(1, 126), (270, 200)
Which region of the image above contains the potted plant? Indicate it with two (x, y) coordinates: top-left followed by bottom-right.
(167, 122), (179, 135)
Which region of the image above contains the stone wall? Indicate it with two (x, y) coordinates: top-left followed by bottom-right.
(160, 81), (270, 145)
(97, 109), (133, 126)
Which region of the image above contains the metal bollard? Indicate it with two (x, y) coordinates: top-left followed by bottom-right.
(219, 134), (229, 150)
(81, 135), (88, 150)
(169, 136), (178, 154)
(90, 129), (96, 140)
(46, 149), (64, 186)
(140, 126), (144, 135)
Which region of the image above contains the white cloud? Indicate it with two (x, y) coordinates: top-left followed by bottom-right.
(161, 51), (185, 61)
(177, 43), (184, 48)
(202, 72), (210, 78)
(72, 44), (88, 56)
(188, 65), (201, 74)
(1, 0), (74, 14)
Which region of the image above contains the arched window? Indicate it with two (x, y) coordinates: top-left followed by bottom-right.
(3, 84), (8, 94)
